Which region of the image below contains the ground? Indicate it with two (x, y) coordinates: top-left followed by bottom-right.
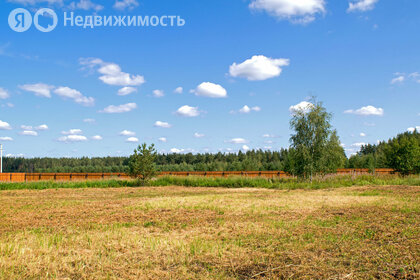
(0, 186), (418, 279)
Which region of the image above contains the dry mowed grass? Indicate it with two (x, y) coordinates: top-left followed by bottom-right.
(0, 185), (418, 279)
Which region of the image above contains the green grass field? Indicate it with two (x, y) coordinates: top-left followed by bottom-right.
(0, 179), (418, 279)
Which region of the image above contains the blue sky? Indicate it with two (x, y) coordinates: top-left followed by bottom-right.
(0, 0), (419, 158)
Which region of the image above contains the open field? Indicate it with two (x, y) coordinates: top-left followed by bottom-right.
(0, 185), (419, 279)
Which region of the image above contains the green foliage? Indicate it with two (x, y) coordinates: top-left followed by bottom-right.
(128, 143), (158, 183)
(349, 131), (420, 175)
(288, 98), (346, 179)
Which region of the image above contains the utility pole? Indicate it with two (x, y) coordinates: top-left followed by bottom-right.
(0, 144), (3, 173)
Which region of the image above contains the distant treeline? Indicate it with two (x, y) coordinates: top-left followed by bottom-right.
(3, 150), (289, 173)
(3, 131), (419, 174)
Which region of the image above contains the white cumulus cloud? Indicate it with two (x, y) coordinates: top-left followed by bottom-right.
(391, 75), (405, 85)
(113, 0), (139, 10)
(118, 87), (137, 96)
(91, 135), (103, 140)
(227, 138), (249, 144)
(0, 121), (11, 130)
(158, 137), (167, 143)
(58, 135), (88, 143)
(229, 55), (290, 81)
(68, 0), (103, 11)
(174, 87), (183, 94)
(62, 129), (83, 135)
(80, 58), (145, 87)
(344, 106), (384, 116)
(170, 148), (184, 154)
(249, 0), (326, 24)
(0, 137), (13, 141)
(54, 87), (95, 107)
(126, 137), (139, 143)
(192, 82), (227, 98)
(153, 89), (165, 98)
(289, 101), (314, 114)
(0, 88), (10, 99)
(119, 130), (135, 136)
(154, 121), (172, 128)
(20, 130), (38, 136)
(194, 132), (205, 138)
(238, 105), (261, 114)
(407, 126), (420, 133)
(348, 0), (378, 12)
(176, 105), (200, 117)
(19, 83), (54, 98)
(101, 103), (137, 114)
(242, 145), (250, 151)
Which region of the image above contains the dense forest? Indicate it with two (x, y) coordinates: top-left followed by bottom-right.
(3, 150), (290, 173)
(3, 131), (419, 174)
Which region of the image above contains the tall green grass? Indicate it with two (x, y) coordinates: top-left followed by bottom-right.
(150, 175), (420, 190)
(0, 179), (137, 191)
(0, 175), (419, 191)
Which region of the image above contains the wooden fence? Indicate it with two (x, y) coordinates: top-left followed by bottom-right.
(0, 169), (396, 182)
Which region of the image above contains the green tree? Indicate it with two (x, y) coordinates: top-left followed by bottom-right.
(289, 98), (346, 179)
(128, 143), (158, 184)
(383, 131), (420, 175)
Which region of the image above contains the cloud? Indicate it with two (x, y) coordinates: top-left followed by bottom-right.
(192, 82), (227, 98)
(170, 148), (184, 154)
(0, 88), (10, 99)
(119, 130), (135, 136)
(348, 0), (378, 12)
(351, 142), (368, 148)
(62, 129), (83, 135)
(101, 103), (137, 114)
(289, 101), (314, 114)
(0, 121), (11, 130)
(58, 135), (88, 142)
(80, 58), (145, 87)
(21, 124), (49, 131)
(126, 137), (139, 143)
(19, 83), (54, 98)
(390, 72), (420, 85)
(54, 87), (95, 107)
(344, 105), (384, 116)
(249, 0), (326, 24)
(118, 87), (137, 96)
(242, 145), (250, 151)
(0, 137), (13, 141)
(407, 126), (420, 133)
(391, 75), (405, 85)
(7, 0), (63, 5)
(158, 137), (167, 143)
(238, 105), (261, 114)
(83, 118), (95, 123)
(176, 105), (200, 117)
(262, 134), (275, 138)
(229, 55), (290, 81)
(154, 121), (172, 128)
(91, 135), (103, 140)
(36, 124), (49, 131)
(194, 132), (205, 138)
(68, 0), (103, 11)
(174, 87), (183, 94)
(153, 89), (165, 98)
(227, 138), (249, 144)
(20, 130), (38, 136)
(360, 132), (366, 137)
(113, 0), (139, 10)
